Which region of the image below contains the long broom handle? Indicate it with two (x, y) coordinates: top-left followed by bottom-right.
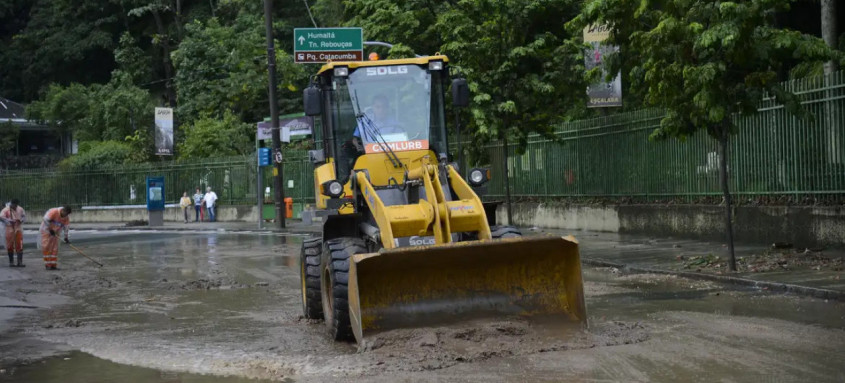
(52, 233), (104, 267)
(66, 243), (104, 267)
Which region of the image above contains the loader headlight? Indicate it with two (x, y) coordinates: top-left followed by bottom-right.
(321, 180), (344, 198)
(469, 168), (488, 187)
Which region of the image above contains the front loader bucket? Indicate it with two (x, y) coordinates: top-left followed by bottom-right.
(347, 236), (586, 344)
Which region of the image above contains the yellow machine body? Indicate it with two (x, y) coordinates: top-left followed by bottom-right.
(308, 55), (586, 345)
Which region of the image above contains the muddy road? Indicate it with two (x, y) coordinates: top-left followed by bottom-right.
(1, 230), (844, 382)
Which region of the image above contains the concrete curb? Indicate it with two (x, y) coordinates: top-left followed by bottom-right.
(583, 258), (845, 302)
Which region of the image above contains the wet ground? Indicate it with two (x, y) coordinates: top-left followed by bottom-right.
(1, 231), (844, 382)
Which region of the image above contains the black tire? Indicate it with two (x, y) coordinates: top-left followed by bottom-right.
(491, 225), (522, 239)
(300, 237), (323, 319)
(321, 237), (366, 341)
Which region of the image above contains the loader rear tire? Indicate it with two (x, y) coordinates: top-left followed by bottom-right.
(491, 225), (522, 239)
(300, 237), (323, 319)
(321, 237), (366, 341)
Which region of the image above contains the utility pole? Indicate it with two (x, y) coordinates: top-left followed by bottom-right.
(263, 0), (285, 228)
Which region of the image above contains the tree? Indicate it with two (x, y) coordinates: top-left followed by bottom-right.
(573, 0), (833, 270)
(178, 111), (253, 159)
(171, 12), (304, 126)
(57, 140), (133, 171)
(0, 121), (20, 159)
(0, 0), (124, 101)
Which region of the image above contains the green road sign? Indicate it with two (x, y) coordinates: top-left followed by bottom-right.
(294, 27), (363, 63)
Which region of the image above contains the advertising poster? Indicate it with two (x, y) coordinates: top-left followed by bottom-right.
(154, 107), (174, 155)
(257, 116), (313, 142)
(584, 24), (622, 108)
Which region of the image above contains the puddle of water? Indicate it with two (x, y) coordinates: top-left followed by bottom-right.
(584, 268), (845, 329)
(1, 351), (282, 383)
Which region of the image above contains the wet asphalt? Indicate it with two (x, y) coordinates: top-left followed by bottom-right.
(0, 231), (843, 382)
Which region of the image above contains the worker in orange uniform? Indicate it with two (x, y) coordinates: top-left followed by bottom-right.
(0, 199), (26, 267)
(40, 206), (71, 270)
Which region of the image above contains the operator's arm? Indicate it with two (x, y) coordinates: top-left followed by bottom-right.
(43, 211), (57, 236)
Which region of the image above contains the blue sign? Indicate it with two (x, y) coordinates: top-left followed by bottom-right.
(146, 176), (165, 211)
(258, 147), (271, 167)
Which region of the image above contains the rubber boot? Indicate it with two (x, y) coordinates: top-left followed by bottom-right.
(7, 253), (13, 267)
(16, 253), (24, 268)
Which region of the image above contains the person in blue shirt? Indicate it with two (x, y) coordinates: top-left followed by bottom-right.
(352, 94), (403, 148)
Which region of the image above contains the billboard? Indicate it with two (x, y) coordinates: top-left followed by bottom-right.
(257, 116), (313, 142)
(584, 25), (622, 108)
(154, 107), (174, 155)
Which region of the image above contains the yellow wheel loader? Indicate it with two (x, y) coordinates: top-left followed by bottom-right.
(298, 55), (586, 344)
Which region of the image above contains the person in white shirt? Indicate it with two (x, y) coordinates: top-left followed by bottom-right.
(203, 187), (219, 222)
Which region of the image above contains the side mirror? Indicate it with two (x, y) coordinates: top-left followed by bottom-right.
(304, 86), (322, 116)
(451, 78), (469, 108)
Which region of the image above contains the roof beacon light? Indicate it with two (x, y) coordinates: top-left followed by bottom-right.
(369, 52), (380, 61)
(333, 66), (349, 77)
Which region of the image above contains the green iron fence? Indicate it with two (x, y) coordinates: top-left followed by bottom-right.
(2, 73), (844, 209)
(485, 72), (845, 202)
(0, 153), (316, 211)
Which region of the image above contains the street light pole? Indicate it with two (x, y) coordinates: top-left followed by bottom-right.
(263, 0), (285, 228)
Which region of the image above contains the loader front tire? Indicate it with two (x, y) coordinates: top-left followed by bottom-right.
(321, 237), (366, 341)
(300, 237), (323, 319)
(491, 225), (522, 239)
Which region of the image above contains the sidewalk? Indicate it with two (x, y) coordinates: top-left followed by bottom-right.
(552, 229), (845, 301)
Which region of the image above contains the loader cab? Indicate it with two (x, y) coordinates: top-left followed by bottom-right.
(305, 57), (451, 201)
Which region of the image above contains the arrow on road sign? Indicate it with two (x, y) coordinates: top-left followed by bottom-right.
(298, 36), (305, 45)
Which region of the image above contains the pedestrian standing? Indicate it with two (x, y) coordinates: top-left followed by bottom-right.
(40, 206), (71, 270)
(204, 186), (218, 222)
(0, 199), (26, 267)
(193, 187), (204, 222)
(180, 192), (192, 223)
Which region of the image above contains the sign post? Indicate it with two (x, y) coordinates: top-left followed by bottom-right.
(293, 27), (363, 63)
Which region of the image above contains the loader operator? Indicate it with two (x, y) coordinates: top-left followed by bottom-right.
(339, 94), (404, 180)
(351, 94), (403, 151)
(1, 199), (26, 267)
(40, 206), (71, 270)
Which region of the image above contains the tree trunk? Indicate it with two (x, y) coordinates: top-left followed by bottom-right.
(822, 0), (838, 75)
(822, 0), (842, 165)
(719, 130), (737, 271)
(152, 10), (177, 107)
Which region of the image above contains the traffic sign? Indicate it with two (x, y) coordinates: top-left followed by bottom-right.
(294, 27), (363, 63)
(258, 148), (271, 167)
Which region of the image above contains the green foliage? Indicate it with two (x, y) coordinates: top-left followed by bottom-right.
(437, 0), (588, 154)
(58, 140), (132, 171)
(114, 32), (152, 85)
(0, 0), (123, 101)
(0, 120), (20, 156)
(172, 12), (305, 125)
(26, 83), (94, 137)
(26, 71), (155, 143)
(178, 111), (253, 159)
(572, 0), (833, 141)
(347, 0), (588, 162)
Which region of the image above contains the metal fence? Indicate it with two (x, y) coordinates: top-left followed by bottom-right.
(2, 72), (844, 209)
(486, 72), (845, 203)
(0, 153), (316, 211)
